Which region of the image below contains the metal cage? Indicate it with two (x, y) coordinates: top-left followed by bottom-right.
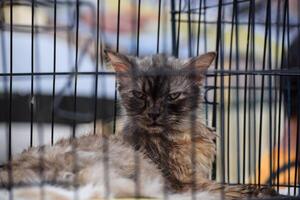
(0, 0), (299, 199)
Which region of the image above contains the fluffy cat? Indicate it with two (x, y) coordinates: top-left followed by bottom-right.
(105, 50), (217, 190)
(105, 50), (279, 199)
(0, 51), (279, 199)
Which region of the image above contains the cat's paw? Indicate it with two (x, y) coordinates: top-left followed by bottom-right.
(59, 171), (75, 184)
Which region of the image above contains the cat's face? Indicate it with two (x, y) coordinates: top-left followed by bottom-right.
(105, 51), (215, 134)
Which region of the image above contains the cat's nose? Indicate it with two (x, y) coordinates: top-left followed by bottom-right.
(148, 112), (160, 121)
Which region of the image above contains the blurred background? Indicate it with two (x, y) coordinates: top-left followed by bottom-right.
(0, 0), (299, 196)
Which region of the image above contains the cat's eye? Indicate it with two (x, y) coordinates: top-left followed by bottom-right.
(132, 90), (145, 99)
(167, 92), (181, 101)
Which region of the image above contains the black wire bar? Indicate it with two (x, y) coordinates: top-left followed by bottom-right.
(170, 0), (300, 194)
(0, 0), (299, 199)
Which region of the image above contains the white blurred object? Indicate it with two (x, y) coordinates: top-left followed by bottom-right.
(0, 31), (116, 98)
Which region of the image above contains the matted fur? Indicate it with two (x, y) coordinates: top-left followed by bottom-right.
(0, 52), (281, 199)
(0, 133), (222, 200)
(106, 51), (280, 199)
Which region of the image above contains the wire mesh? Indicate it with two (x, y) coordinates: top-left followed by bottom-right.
(0, 0), (299, 199)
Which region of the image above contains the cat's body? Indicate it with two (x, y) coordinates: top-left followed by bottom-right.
(0, 131), (277, 200)
(0, 134), (164, 197)
(0, 132), (223, 200)
(0, 51), (280, 199)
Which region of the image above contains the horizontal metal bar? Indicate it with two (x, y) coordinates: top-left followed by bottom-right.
(0, 69), (300, 77)
(0, 71), (116, 76)
(0, 181), (298, 190)
(170, 0), (250, 13)
(171, 19), (300, 28)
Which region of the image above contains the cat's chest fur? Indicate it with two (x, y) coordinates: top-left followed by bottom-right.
(123, 124), (216, 191)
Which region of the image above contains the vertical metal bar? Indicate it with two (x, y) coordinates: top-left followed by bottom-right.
(51, 0), (57, 145)
(277, 80), (283, 192)
(273, 0), (280, 155)
(203, 0), (207, 53)
(234, 0), (241, 184)
(258, 0), (271, 187)
(187, 0), (193, 57)
(8, 0), (13, 197)
(156, 0), (161, 54)
(272, 0), (281, 186)
(196, 0), (203, 56)
(251, 0), (257, 185)
(72, 0), (80, 139)
(247, 0), (255, 184)
(286, 1), (291, 194)
(287, 77), (291, 195)
(136, 0), (141, 56)
(113, 0), (121, 134)
(226, 0), (236, 184)
(30, 0), (35, 148)
(116, 0), (121, 52)
(93, 0), (100, 135)
(294, 80), (300, 195)
(175, 0), (182, 58)
(294, 2), (300, 195)
(212, 0), (222, 128)
(72, 1), (80, 199)
(127, 0), (136, 53)
(212, 0), (224, 186)
(219, 2), (225, 186)
(277, 0), (288, 192)
(135, 0), (141, 197)
(242, 0), (253, 184)
(247, 78), (252, 184)
(267, 0), (273, 187)
(161, 0), (168, 54)
(170, 0), (177, 56)
(203, 0), (209, 127)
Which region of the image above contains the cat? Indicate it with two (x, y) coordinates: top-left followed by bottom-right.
(105, 50), (279, 198)
(105, 50), (217, 191)
(0, 51), (280, 200)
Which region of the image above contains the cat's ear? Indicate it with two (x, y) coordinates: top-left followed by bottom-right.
(183, 52), (216, 83)
(183, 52), (216, 71)
(104, 49), (131, 73)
